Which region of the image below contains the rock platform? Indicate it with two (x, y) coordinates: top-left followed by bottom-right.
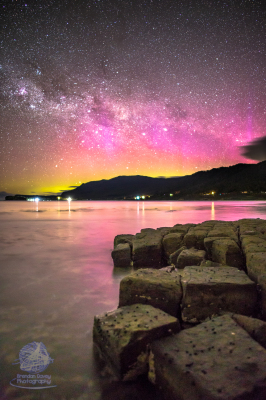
(94, 218), (266, 399)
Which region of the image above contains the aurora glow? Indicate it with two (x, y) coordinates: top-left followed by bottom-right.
(0, 0), (265, 195)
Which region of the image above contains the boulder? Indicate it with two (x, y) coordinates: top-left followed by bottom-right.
(246, 252), (266, 282)
(237, 218), (266, 235)
(198, 220), (216, 229)
(93, 304), (180, 381)
(169, 223), (196, 234)
(111, 243), (132, 268)
(119, 268), (182, 317)
(183, 229), (209, 250)
(214, 221), (237, 230)
(132, 231), (163, 269)
(114, 234), (135, 248)
(176, 248), (206, 269)
(241, 236), (266, 257)
(211, 238), (244, 269)
(204, 236), (225, 259)
(156, 227), (171, 236)
(169, 246), (187, 266)
(207, 228), (238, 242)
(181, 266), (257, 324)
(162, 233), (184, 260)
(150, 314), (266, 400)
(258, 275), (266, 321)
(232, 314), (266, 349)
(200, 260), (228, 268)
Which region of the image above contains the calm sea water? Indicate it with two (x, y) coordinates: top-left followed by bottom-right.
(1, 200), (266, 400)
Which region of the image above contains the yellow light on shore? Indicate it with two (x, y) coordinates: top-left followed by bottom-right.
(170, 193), (173, 197)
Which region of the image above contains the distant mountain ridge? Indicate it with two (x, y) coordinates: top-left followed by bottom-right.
(61, 161), (266, 200)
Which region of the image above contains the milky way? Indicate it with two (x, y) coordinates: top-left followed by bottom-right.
(0, 0), (265, 195)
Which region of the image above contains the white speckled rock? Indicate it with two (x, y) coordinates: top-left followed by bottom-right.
(181, 266), (257, 323)
(119, 268), (182, 317)
(150, 314), (266, 400)
(93, 304), (180, 381)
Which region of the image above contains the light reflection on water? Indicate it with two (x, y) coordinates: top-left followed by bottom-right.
(0, 200), (266, 399)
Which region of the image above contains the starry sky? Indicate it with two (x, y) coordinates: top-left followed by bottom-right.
(0, 0), (265, 196)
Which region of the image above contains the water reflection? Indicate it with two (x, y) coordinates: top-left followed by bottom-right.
(211, 201), (215, 220)
(1, 200), (266, 399)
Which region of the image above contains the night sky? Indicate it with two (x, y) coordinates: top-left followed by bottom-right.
(1, 0), (265, 196)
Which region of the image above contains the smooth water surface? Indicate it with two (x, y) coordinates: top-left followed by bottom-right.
(1, 200), (266, 399)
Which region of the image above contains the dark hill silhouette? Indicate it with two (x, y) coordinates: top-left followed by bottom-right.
(61, 175), (182, 200)
(61, 161), (266, 200)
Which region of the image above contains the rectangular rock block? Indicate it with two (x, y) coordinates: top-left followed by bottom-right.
(176, 248), (206, 269)
(181, 266), (257, 323)
(211, 238), (244, 269)
(132, 232), (163, 269)
(114, 234), (135, 247)
(162, 233), (184, 259)
(111, 243), (132, 268)
(150, 314), (266, 400)
(246, 252), (266, 282)
(119, 268), (182, 317)
(232, 313), (266, 349)
(207, 228), (238, 242)
(241, 236), (266, 257)
(258, 274), (266, 321)
(169, 223), (196, 234)
(204, 236), (225, 259)
(183, 229), (209, 250)
(93, 304), (180, 381)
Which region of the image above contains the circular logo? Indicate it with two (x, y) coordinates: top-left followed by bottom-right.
(14, 341), (53, 373)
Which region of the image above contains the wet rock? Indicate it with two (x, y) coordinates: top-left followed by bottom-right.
(150, 314), (266, 400)
(93, 304), (180, 381)
(111, 243), (132, 268)
(204, 236), (225, 259)
(156, 227), (171, 236)
(169, 223), (196, 234)
(114, 234), (135, 248)
(200, 260), (228, 268)
(169, 246), (187, 267)
(246, 252), (266, 282)
(237, 218), (266, 235)
(119, 268), (182, 317)
(198, 220), (216, 229)
(211, 238), (244, 269)
(232, 314), (266, 349)
(176, 248), (206, 269)
(258, 275), (266, 321)
(132, 231), (163, 269)
(215, 221), (237, 229)
(183, 229), (209, 250)
(207, 228), (238, 242)
(181, 266), (257, 324)
(162, 233), (184, 260)
(241, 236), (266, 257)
